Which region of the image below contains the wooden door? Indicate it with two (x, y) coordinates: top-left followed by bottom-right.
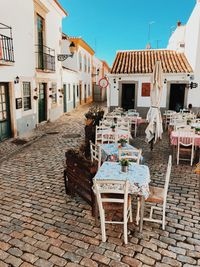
(122, 84), (135, 110)
(0, 83), (11, 141)
(38, 83), (46, 123)
(63, 84), (67, 112)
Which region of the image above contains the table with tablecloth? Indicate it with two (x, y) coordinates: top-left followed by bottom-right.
(97, 128), (130, 141)
(170, 131), (200, 147)
(93, 161), (150, 232)
(100, 143), (143, 162)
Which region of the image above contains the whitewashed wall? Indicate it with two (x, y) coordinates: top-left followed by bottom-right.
(62, 68), (79, 112)
(108, 73), (190, 115)
(167, 1), (200, 110)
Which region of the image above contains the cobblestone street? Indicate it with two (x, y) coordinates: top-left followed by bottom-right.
(0, 104), (200, 267)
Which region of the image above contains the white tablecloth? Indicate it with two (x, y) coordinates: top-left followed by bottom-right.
(94, 162), (150, 199)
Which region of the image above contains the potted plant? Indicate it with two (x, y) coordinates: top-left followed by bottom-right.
(118, 138), (127, 147)
(195, 128), (200, 134)
(111, 125), (116, 132)
(187, 119), (191, 125)
(120, 159), (130, 172)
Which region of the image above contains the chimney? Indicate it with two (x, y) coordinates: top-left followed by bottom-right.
(177, 21), (181, 27)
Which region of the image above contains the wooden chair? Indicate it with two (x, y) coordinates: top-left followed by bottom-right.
(93, 179), (132, 244)
(90, 141), (101, 170)
(136, 155), (172, 230)
(177, 130), (195, 166)
(118, 148), (142, 164)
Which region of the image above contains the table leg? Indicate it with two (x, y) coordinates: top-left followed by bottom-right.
(139, 196), (144, 233)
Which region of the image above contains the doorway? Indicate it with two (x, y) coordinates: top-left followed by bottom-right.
(0, 83), (11, 141)
(38, 83), (47, 123)
(63, 84), (67, 112)
(84, 84), (87, 103)
(169, 84), (186, 112)
(73, 85), (76, 108)
(121, 83), (135, 110)
(79, 81), (82, 105)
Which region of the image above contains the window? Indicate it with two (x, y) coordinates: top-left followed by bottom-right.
(84, 56), (87, 72)
(88, 58), (90, 73)
(141, 83), (151, 97)
(68, 84), (71, 101)
(79, 52), (82, 71)
(23, 82), (31, 111)
(51, 82), (57, 104)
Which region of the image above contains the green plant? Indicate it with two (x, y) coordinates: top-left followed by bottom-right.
(111, 125), (115, 129)
(118, 138), (127, 144)
(195, 128), (200, 132)
(120, 159), (130, 166)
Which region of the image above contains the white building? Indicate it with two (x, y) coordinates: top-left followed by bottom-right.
(108, 50), (193, 117)
(61, 35), (95, 112)
(0, 0), (66, 140)
(167, 0), (200, 113)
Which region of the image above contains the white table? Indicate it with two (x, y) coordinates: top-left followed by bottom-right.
(94, 162), (150, 232)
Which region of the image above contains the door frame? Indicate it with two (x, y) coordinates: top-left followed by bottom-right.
(118, 81), (138, 109)
(166, 81), (188, 110)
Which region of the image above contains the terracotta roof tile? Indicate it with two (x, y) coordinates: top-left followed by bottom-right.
(111, 50), (193, 74)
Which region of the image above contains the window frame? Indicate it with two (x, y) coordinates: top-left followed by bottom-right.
(23, 82), (32, 111)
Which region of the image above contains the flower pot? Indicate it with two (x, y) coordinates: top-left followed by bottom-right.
(121, 165), (128, 172)
(112, 128), (115, 132)
(121, 142), (126, 147)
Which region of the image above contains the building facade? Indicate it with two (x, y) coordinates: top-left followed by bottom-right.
(108, 50), (193, 117)
(167, 0), (200, 113)
(0, 0), (66, 141)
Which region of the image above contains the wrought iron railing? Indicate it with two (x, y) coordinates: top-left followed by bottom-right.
(35, 44), (55, 71)
(0, 23), (14, 62)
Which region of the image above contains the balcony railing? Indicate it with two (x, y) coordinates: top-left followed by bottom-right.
(35, 44), (55, 72)
(0, 23), (14, 63)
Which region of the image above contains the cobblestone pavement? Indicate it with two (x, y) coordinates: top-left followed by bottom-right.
(0, 104), (200, 267)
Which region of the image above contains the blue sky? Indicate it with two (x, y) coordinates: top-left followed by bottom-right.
(60, 0), (196, 67)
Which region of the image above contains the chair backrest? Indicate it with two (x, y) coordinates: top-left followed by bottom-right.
(118, 148), (142, 164)
(95, 125), (109, 144)
(117, 120), (130, 131)
(116, 129), (130, 144)
(163, 155), (172, 204)
(93, 179), (129, 217)
(102, 132), (117, 144)
(177, 130), (195, 147)
(90, 141), (101, 169)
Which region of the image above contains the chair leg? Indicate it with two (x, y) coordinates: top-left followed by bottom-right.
(129, 204), (133, 223)
(100, 217), (106, 242)
(124, 221), (128, 245)
(136, 198), (140, 225)
(162, 206), (166, 230)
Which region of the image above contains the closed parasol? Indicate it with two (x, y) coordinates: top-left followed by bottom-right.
(145, 61), (163, 149)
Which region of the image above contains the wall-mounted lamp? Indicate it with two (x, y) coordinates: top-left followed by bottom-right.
(14, 76), (19, 84)
(186, 82), (198, 89)
(57, 41), (76, 61)
(92, 68), (100, 77)
(164, 78), (167, 84)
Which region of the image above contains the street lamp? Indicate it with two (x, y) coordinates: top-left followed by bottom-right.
(57, 42), (76, 61)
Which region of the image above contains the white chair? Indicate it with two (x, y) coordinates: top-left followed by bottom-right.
(93, 179), (132, 244)
(118, 148), (142, 164)
(136, 155), (172, 230)
(95, 125), (108, 144)
(102, 132), (117, 144)
(90, 141), (101, 170)
(117, 120), (130, 132)
(116, 129), (130, 144)
(177, 130), (195, 166)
